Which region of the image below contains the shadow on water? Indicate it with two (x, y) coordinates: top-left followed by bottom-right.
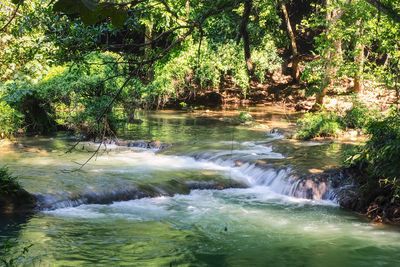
(1, 109), (400, 266)
(0, 213), (34, 239)
(0, 212), (35, 262)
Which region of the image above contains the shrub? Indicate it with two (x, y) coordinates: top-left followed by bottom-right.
(1, 52), (133, 137)
(343, 109), (400, 203)
(0, 167), (22, 195)
(238, 111), (253, 123)
(341, 96), (378, 130)
(0, 98), (23, 138)
(295, 112), (342, 140)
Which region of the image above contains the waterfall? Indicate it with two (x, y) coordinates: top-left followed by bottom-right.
(34, 141), (335, 211)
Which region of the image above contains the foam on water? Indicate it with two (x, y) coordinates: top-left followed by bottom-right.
(34, 136), (336, 210)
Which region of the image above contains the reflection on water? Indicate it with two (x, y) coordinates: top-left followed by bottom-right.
(1, 109), (399, 266)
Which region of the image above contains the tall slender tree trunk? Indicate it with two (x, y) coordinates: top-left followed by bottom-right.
(145, 16), (153, 54)
(145, 16), (154, 80)
(312, 0), (354, 110)
(313, 0), (333, 110)
(281, 2), (299, 82)
(186, 0), (190, 20)
(313, 0), (349, 110)
(238, 0), (254, 77)
(354, 19), (364, 93)
(353, 45), (365, 93)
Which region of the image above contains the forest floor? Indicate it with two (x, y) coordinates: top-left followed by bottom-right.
(182, 71), (398, 114)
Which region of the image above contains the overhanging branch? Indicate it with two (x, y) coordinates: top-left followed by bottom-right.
(364, 0), (400, 23)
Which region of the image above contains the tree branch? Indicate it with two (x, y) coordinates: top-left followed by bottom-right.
(364, 0), (400, 23)
(0, 1), (21, 32)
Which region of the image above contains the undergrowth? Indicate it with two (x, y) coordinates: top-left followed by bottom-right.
(343, 109), (400, 206)
(295, 112), (342, 140)
(295, 97), (378, 140)
(0, 167), (22, 196)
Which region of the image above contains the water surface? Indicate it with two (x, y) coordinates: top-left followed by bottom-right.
(1, 109), (399, 266)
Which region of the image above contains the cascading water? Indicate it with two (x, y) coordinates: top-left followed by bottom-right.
(32, 138), (335, 211)
(2, 110), (399, 266)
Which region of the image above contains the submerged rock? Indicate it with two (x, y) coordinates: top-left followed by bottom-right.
(148, 140), (171, 150)
(90, 139), (172, 150)
(0, 189), (37, 214)
(129, 141), (148, 148)
(126, 140), (171, 150)
(35, 178), (247, 211)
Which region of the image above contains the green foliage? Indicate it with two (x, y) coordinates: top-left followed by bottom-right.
(238, 111), (253, 123)
(343, 109), (400, 203)
(295, 96), (379, 140)
(37, 52), (133, 136)
(0, 95), (23, 138)
(295, 112), (342, 140)
(301, 59), (328, 96)
(0, 0), (55, 82)
(0, 167), (22, 195)
(0, 241), (33, 267)
(1, 51), (139, 136)
(150, 37), (281, 99)
(53, 0), (128, 28)
(342, 96), (378, 130)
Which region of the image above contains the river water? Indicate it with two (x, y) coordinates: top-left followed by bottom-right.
(1, 109), (400, 266)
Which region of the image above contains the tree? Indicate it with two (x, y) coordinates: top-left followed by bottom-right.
(281, 1), (299, 82)
(237, 0), (254, 77)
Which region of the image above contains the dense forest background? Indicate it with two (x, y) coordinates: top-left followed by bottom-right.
(1, 0), (400, 220)
(1, 0), (399, 137)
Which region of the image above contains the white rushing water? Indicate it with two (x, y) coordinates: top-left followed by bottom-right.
(34, 137), (335, 211)
(2, 113), (400, 267)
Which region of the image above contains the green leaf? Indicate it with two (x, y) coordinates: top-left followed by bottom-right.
(53, 0), (81, 14)
(54, 0), (128, 28)
(81, 0), (97, 11)
(80, 8), (101, 25)
(11, 0), (24, 5)
(98, 5), (128, 28)
(109, 9), (127, 28)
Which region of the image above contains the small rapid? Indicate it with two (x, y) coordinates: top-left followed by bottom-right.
(33, 137), (335, 211)
(4, 110), (397, 267)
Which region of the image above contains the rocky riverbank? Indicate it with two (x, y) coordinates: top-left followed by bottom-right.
(333, 168), (400, 225)
(0, 167), (36, 214)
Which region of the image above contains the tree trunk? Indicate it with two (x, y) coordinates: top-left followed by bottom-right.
(354, 19), (364, 93)
(313, 51), (332, 111)
(353, 44), (364, 94)
(145, 16), (153, 53)
(313, 0), (334, 110)
(238, 0), (254, 77)
(281, 3), (299, 82)
(145, 16), (154, 80)
(312, 0), (352, 110)
(186, 0), (190, 20)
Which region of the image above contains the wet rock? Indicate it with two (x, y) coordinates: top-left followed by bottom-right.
(90, 138), (171, 150)
(13, 143), (26, 149)
(148, 140), (171, 150)
(235, 161), (244, 167)
(148, 140), (162, 149)
(130, 141), (149, 148)
(0, 189), (37, 214)
(291, 177), (331, 200)
(127, 119), (143, 124)
(115, 141), (128, 146)
(185, 181), (246, 190)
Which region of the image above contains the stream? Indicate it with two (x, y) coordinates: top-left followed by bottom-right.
(1, 109), (400, 266)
